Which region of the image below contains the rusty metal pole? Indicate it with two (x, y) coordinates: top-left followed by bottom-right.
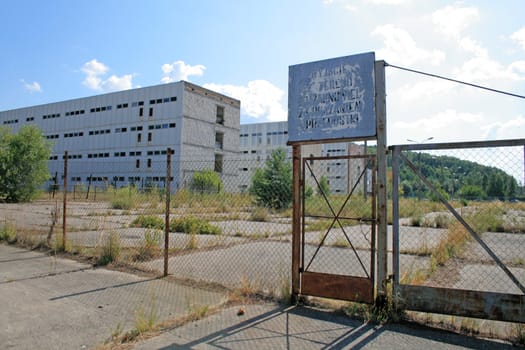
(291, 144), (301, 303)
(164, 148), (172, 277)
(375, 60), (388, 304)
(62, 151), (68, 251)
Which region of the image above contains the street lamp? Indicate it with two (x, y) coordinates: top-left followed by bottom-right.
(407, 137), (434, 200)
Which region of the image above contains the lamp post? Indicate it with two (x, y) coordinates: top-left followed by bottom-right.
(407, 137), (434, 200)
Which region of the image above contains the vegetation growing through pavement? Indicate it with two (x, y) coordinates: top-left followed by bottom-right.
(170, 216), (221, 235)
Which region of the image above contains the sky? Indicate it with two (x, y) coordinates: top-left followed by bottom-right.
(1, 0), (524, 146)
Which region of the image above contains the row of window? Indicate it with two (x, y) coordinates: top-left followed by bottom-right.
(43, 114), (59, 120)
(88, 129), (111, 136)
(150, 96), (177, 105)
(45, 123), (177, 140)
(89, 105), (112, 113)
(3, 119), (18, 124)
(65, 109), (86, 116)
(50, 150), (173, 159)
(240, 130), (288, 137)
(70, 175), (172, 183)
(64, 132), (84, 138)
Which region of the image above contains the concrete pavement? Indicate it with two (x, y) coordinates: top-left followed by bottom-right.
(0, 244), (517, 349)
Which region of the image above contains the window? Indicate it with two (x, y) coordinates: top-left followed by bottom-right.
(216, 106), (224, 125)
(135, 159), (140, 168)
(147, 159), (152, 168)
(137, 133), (142, 143)
(148, 132), (152, 142)
(214, 154), (223, 173)
(149, 107), (153, 117)
(215, 132), (223, 149)
(139, 107), (143, 117)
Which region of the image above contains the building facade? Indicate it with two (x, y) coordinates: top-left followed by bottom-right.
(239, 121), (367, 194)
(0, 81), (240, 192)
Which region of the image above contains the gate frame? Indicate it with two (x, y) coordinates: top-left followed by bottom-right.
(390, 138), (525, 323)
(290, 61), (388, 305)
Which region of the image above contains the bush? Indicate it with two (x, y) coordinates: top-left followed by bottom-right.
(131, 215), (164, 230)
(249, 148), (292, 210)
(170, 216), (221, 235)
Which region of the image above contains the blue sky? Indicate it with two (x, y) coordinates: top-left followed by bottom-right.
(1, 0), (524, 145)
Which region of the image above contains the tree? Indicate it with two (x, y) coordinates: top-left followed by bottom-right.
(317, 175), (330, 196)
(190, 169), (223, 193)
(249, 148), (292, 210)
(0, 125), (51, 202)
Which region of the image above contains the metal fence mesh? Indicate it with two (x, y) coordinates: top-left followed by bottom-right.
(396, 144), (525, 295)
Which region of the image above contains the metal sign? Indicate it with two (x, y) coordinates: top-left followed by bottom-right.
(288, 52), (376, 143)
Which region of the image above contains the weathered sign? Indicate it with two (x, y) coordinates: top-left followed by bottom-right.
(288, 52), (376, 143)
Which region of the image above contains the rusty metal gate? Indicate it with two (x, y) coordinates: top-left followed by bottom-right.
(296, 153), (377, 303)
(391, 139), (525, 323)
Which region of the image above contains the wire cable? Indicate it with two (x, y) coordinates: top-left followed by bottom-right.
(385, 62), (525, 100)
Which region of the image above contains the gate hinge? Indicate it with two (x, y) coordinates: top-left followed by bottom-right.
(299, 267), (304, 273)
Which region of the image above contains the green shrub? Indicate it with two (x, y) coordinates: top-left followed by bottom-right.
(169, 216), (221, 235)
(191, 170), (223, 193)
(131, 215), (164, 230)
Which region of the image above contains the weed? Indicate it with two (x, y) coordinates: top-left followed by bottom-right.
(186, 301), (209, 321)
(0, 222), (17, 243)
(333, 236), (350, 248)
(131, 215), (165, 230)
(185, 233), (198, 250)
(111, 186), (139, 210)
(170, 216), (221, 235)
(134, 304), (158, 334)
(510, 323), (525, 346)
(250, 207), (270, 222)
(134, 230), (162, 261)
(430, 221), (469, 271)
(98, 231), (121, 265)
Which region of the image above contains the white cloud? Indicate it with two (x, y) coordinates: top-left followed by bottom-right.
(366, 0), (410, 4)
(20, 79), (42, 93)
(392, 79), (458, 102)
(481, 115), (525, 140)
(432, 4), (480, 39)
(204, 80), (287, 122)
(161, 61), (206, 83)
(458, 37), (487, 57)
(81, 59), (133, 92)
(511, 27), (525, 52)
(372, 24), (445, 66)
(455, 56), (525, 82)
(394, 109), (483, 132)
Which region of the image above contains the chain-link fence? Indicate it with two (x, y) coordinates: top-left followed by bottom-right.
(0, 152), (301, 300)
(391, 140), (525, 322)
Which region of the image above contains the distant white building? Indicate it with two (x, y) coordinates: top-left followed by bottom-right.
(239, 121), (367, 194)
(0, 81), (241, 192)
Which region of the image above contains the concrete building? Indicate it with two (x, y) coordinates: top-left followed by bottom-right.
(0, 81), (240, 192)
(239, 121), (366, 194)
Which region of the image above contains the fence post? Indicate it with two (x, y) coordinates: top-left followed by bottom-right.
(164, 148), (172, 277)
(291, 144), (301, 303)
(375, 60), (388, 304)
(62, 151), (68, 251)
